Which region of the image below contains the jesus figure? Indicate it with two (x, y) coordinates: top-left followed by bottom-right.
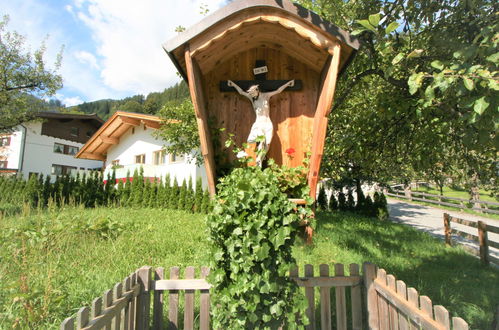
(227, 79), (294, 166)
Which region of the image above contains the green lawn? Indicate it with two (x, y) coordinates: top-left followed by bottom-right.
(0, 207), (497, 329)
(412, 185), (497, 203)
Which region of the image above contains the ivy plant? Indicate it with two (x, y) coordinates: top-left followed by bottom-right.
(207, 166), (310, 329)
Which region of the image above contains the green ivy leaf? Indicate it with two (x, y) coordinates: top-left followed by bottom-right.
(430, 60), (444, 70)
(385, 22), (399, 34)
(473, 96), (489, 115)
(486, 52), (499, 64)
(368, 13), (381, 27)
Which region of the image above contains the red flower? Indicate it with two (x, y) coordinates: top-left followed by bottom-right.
(285, 148), (295, 155)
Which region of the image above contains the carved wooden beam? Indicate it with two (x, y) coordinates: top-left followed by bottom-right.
(143, 120), (161, 129)
(99, 136), (119, 145)
(79, 152), (106, 161)
(120, 117), (140, 126)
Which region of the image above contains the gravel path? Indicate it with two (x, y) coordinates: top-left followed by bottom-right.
(387, 198), (499, 260)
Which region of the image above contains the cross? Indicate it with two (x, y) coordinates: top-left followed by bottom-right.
(219, 60), (302, 92)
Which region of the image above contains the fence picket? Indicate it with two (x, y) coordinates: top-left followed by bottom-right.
(319, 264), (331, 330)
(129, 273), (137, 330)
(137, 266), (151, 330)
(349, 264), (362, 330)
(77, 307), (90, 328)
(61, 317), (75, 330)
(420, 296), (433, 319)
(452, 317), (469, 330)
(91, 297), (102, 321)
(434, 305), (450, 329)
(123, 277), (131, 330)
(304, 264), (315, 330)
(376, 269), (389, 329)
(184, 266), (196, 329)
(103, 289), (113, 330)
(407, 287), (419, 330)
(334, 264), (347, 330)
(396, 280), (409, 330)
(168, 266), (180, 329)
(387, 275), (399, 330)
(363, 262), (379, 329)
(153, 267), (164, 330)
(200, 266), (210, 330)
(113, 282), (123, 329)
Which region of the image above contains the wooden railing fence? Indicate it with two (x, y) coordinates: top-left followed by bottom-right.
(61, 263), (469, 330)
(443, 213), (499, 266)
(387, 189), (499, 215)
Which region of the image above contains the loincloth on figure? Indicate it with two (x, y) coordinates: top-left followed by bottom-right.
(247, 117), (273, 145)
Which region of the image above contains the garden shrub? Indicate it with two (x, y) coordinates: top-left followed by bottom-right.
(328, 193), (338, 211)
(207, 166), (309, 329)
(316, 184), (327, 211)
(337, 191), (347, 210)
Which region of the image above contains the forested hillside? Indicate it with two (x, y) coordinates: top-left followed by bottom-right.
(67, 81), (190, 120)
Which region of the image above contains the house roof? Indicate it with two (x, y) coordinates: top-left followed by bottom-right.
(163, 0), (360, 80)
(37, 111), (104, 126)
(75, 111), (163, 161)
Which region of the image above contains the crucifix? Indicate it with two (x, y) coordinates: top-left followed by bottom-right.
(220, 60), (302, 166)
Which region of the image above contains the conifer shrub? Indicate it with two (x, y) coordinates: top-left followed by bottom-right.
(316, 184), (327, 211)
(207, 166), (309, 329)
(337, 191), (346, 210)
(328, 193), (338, 211)
(346, 189), (355, 211)
(194, 177), (203, 213)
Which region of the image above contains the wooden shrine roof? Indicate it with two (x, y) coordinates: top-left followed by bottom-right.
(163, 0), (360, 80)
(75, 112), (164, 161)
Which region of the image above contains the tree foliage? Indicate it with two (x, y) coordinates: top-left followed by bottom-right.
(0, 15), (63, 130)
(295, 0), (497, 196)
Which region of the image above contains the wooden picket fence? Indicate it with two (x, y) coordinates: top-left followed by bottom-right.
(443, 213), (499, 266)
(61, 263), (469, 330)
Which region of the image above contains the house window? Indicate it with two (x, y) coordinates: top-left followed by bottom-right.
(66, 145), (79, 156)
(153, 150), (166, 165)
(170, 153), (185, 163)
(54, 143), (64, 153)
(135, 154), (146, 164)
(51, 164), (77, 176)
(0, 161), (7, 168)
(0, 136), (11, 147)
(70, 127), (79, 137)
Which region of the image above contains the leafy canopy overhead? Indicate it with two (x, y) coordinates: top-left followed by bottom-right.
(0, 15), (63, 130)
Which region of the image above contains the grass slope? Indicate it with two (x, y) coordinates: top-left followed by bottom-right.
(0, 207), (497, 329)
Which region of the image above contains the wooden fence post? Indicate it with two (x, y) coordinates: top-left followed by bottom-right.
(443, 213), (451, 246)
(363, 262), (379, 329)
(136, 266), (152, 330)
(477, 221), (489, 266)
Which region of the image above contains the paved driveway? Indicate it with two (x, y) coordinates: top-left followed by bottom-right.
(387, 198), (499, 260)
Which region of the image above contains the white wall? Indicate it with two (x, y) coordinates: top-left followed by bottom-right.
(0, 127), (23, 170)
(103, 123), (207, 188)
(21, 122), (103, 178)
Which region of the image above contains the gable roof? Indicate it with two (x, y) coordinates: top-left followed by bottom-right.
(75, 111), (162, 161)
(163, 0), (360, 80)
(37, 111), (104, 126)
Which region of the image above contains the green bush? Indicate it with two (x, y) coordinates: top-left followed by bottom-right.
(207, 167), (310, 329)
(328, 193), (338, 211)
(316, 185), (327, 211)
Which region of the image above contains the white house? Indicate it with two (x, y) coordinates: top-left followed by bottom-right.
(0, 112), (104, 178)
(76, 111), (207, 187)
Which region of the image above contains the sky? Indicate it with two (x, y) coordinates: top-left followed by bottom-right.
(0, 0), (227, 106)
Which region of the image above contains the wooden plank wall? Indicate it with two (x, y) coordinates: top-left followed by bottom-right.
(201, 47), (320, 169)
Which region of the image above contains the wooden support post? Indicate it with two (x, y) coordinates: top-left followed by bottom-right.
(478, 221), (489, 266)
(443, 213), (452, 246)
(307, 43), (341, 200)
(363, 262), (379, 329)
(184, 45), (217, 196)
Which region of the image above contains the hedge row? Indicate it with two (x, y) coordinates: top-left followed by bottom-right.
(317, 185), (389, 220)
(0, 168), (211, 214)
